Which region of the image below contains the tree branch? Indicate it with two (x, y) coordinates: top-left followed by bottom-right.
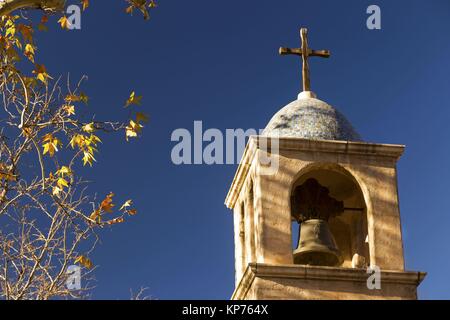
(0, 0), (65, 16)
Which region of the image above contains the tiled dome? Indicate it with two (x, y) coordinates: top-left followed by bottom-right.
(263, 95), (361, 141)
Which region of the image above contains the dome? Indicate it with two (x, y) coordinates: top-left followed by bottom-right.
(263, 93), (362, 141)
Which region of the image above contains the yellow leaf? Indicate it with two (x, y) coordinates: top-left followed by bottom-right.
(70, 134), (85, 149)
(100, 192), (115, 213)
(125, 120), (143, 141)
(127, 209), (137, 216)
(6, 25), (16, 37)
(74, 255), (93, 269)
(42, 134), (61, 157)
(119, 199), (133, 211)
(136, 112), (149, 123)
(125, 91), (142, 107)
(79, 93), (89, 104)
(0, 163), (15, 181)
(63, 105), (75, 115)
(81, 0), (89, 11)
(57, 166), (70, 175)
(24, 43), (34, 63)
(58, 16), (70, 30)
(82, 151), (96, 166)
(18, 24), (33, 42)
(24, 43), (35, 56)
(52, 186), (62, 196)
(37, 73), (46, 83)
(82, 122), (95, 133)
(65, 94), (78, 102)
(88, 134), (101, 145)
(57, 177), (69, 188)
(33, 64), (50, 83)
(64, 93), (88, 104)
(125, 5), (134, 15)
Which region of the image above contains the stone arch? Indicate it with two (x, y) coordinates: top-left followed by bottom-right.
(289, 162), (373, 268)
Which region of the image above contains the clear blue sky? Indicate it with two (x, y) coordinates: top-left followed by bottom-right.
(35, 0), (450, 299)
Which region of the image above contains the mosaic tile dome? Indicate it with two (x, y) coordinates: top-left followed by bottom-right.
(263, 95), (362, 141)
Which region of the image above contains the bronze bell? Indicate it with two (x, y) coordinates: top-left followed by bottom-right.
(293, 219), (342, 266)
(291, 178), (344, 267)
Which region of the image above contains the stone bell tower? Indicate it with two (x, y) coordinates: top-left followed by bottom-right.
(224, 28), (426, 300)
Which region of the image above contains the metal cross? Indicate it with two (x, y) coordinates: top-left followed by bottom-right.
(279, 28), (330, 92)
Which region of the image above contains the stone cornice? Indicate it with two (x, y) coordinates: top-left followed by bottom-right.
(224, 137), (257, 209)
(224, 136), (405, 209)
(231, 263), (426, 300)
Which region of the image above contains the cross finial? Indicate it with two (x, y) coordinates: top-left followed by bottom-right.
(279, 28), (330, 94)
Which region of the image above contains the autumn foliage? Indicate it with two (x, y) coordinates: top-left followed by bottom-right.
(0, 1), (154, 299)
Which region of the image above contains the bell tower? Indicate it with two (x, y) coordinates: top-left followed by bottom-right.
(225, 28), (426, 300)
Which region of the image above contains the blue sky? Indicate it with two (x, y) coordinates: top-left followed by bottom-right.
(33, 0), (450, 299)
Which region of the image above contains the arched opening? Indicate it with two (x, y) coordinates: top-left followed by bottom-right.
(290, 165), (369, 268)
